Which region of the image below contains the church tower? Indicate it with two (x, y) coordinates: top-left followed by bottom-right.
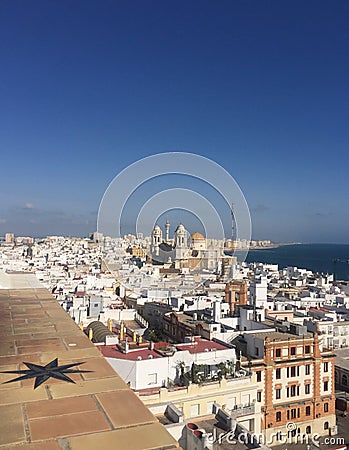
(151, 224), (162, 256)
(175, 224), (188, 260)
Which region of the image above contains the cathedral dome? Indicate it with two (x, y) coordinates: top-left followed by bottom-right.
(191, 232), (205, 240)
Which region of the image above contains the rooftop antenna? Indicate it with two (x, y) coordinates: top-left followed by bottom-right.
(231, 202), (235, 252)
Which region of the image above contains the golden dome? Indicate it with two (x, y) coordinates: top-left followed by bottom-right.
(191, 232), (205, 240)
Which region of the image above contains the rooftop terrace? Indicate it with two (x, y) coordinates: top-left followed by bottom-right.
(0, 273), (179, 449)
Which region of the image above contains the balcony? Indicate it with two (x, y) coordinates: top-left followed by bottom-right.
(230, 403), (255, 418)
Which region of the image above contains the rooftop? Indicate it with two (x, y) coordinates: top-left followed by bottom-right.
(335, 347), (349, 370)
(98, 337), (230, 360)
(98, 346), (162, 360)
(246, 330), (313, 341)
(176, 337), (229, 354)
(0, 274), (179, 450)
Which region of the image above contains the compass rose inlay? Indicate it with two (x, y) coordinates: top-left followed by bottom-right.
(1, 358), (92, 389)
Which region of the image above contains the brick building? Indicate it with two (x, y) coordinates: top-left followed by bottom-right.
(224, 280), (248, 316)
(236, 330), (336, 445)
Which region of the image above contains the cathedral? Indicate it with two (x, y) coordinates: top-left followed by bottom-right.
(150, 221), (225, 271)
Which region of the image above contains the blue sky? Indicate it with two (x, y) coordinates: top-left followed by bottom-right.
(0, 0), (348, 243)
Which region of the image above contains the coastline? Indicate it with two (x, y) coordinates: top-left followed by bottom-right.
(247, 242), (302, 250)
(225, 242), (302, 252)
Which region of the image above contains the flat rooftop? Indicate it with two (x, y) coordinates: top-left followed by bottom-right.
(98, 337), (231, 361)
(246, 330), (313, 341)
(0, 279), (179, 449)
(335, 347), (349, 370)
(189, 416), (257, 450)
(99, 346), (162, 360)
(176, 337), (229, 354)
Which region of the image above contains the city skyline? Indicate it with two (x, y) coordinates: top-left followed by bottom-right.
(1, 1), (348, 243)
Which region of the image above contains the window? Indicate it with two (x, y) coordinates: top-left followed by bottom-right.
(288, 385), (299, 397)
(256, 370), (262, 382)
(305, 384), (310, 394)
(148, 373), (157, 384)
(242, 394), (250, 404)
(290, 347), (296, 356)
(306, 426), (311, 434)
(255, 347), (260, 356)
(305, 364), (311, 375)
(288, 429), (297, 438)
(276, 411), (281, 422)
(227, 397), (236, 409)
(324, 403), (329, 413)
(324, 421), (329, 430)
(275, 348), (281, 357)
(257, 391), (262, 402)
(207, 401), (214, 414)
(305, 345), (310, 354)
(276, 389), (281, 399)
(306, 406), (311, 416)
(324, 362), (329, 372)
(290, 408), (297, 419)
(190, 403), (200, 417)
(288, 366), (300, 377)
(276, 368), (281, 379)
(342, 374), (348, 386)
(324, 381), (329, 391)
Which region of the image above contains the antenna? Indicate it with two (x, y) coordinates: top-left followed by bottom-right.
(231, 202), (235, 251)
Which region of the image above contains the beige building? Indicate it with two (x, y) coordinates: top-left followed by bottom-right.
(4, 232), (14, 243)
(139, 374), (262, 435)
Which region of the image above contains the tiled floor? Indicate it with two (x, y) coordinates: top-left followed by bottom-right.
(0, 287), (179, 450)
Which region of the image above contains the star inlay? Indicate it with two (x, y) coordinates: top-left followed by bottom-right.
(1, 358), (92, 389)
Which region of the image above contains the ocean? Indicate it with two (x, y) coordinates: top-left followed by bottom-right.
(230, 244), (349, 281)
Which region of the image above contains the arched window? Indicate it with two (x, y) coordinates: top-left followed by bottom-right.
(306, 426), (311, 434)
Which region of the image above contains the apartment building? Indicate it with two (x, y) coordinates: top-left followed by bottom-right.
(236, 329), (336, 445)
(305, 316), (349, 349)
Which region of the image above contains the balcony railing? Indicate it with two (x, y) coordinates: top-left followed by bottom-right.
(230, 403), (255, 418)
